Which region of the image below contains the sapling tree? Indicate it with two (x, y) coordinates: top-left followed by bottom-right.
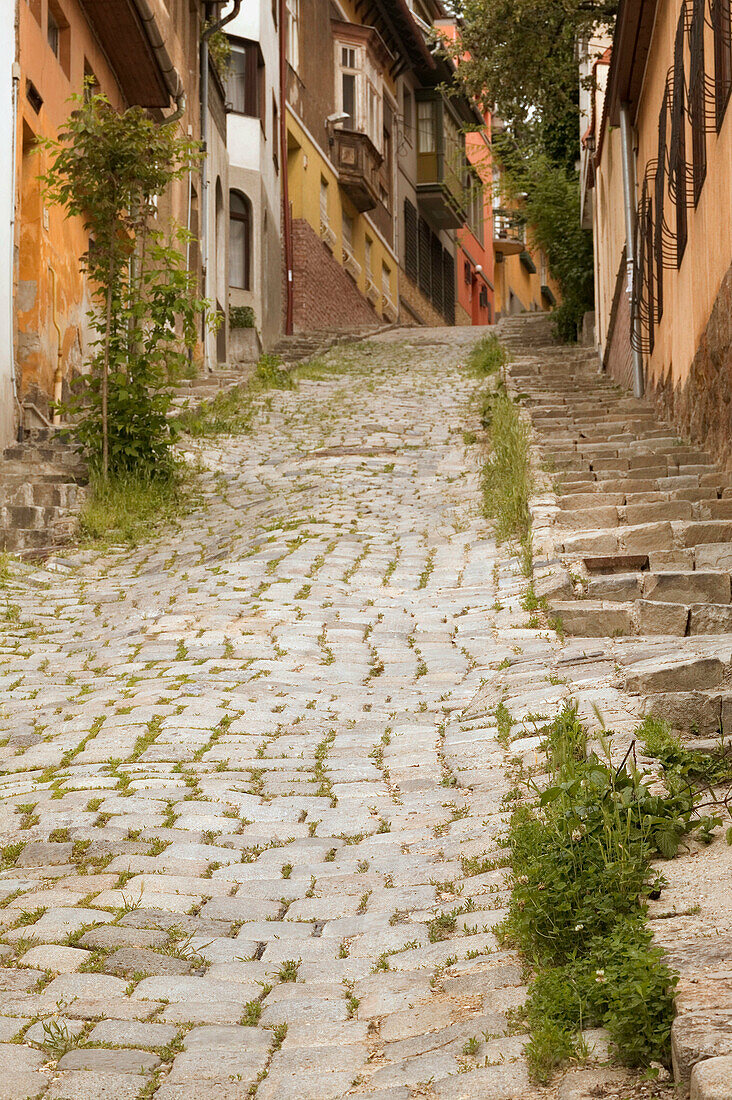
(42, 91), (209, 477)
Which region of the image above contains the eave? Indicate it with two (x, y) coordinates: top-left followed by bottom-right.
(605, 0), (660, 127)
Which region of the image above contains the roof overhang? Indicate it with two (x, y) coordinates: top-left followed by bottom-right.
(605, 0), (660, 126)
(78, 0), (173, 107)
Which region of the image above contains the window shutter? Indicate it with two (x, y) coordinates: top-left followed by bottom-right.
(418, 216), (431, 297)
(404, 199), (418, 283)
(431, 235), (443, 316)
(442, 248), (455, 324)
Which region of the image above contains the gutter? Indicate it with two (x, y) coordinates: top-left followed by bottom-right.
(280, 0), (293, 335)
(619, 102), (644, 398)
(132, 0), (185, 101)
(200, 0), (242, 367)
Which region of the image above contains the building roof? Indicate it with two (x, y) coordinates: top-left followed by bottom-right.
(604, 0), (660, 127)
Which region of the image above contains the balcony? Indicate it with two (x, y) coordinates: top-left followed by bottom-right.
(415, 96), (468, 229)
(332, 129), (383, 213)
(493, 210), (525, 255)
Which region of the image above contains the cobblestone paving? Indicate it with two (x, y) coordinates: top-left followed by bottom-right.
(0, 330), (551, 1100)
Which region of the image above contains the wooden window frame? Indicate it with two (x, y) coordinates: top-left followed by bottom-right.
(229, 191), (252, 291)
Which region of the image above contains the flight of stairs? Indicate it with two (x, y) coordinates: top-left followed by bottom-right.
(0, 428), (88, 554)
(501, 313), (732, 739)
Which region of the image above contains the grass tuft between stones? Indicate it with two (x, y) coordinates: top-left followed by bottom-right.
(500, 702), (724, 1083)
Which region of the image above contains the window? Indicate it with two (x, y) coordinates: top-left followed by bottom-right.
(381, 262), (391, 299)
(320, 178), (329, 228)
(335, 38), (382, 149)
(365, 236), (373, 276)
(713, 0), (732, 128)
(272, 96), (279, 171)
(417, 99), (437, 153)
(47, 0), (70, 77)
(671, 11), (687, 266)
(47, 8), (60, 54)
(342, 212), (354, 255)
(341, 47), (357, 128)
(229, 191), (252, 290)
(227, 41), (265, 119)
(286, 0), (299, 70)
(689, 0), (706, 204)
(655, 89), (668, 322)
(402, 86), (413, 141)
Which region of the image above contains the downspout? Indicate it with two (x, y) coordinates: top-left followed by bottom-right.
(200, 0), (242, 368)
(619, 102), (644, 399)
(280, 0), (293, 335)
(9, 61), (22, 435)
(48, 266), (63, 424)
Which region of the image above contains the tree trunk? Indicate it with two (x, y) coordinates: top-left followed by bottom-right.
(102, 248), (115, 479)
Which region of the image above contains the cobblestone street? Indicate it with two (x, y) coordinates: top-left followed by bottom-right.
(0, 331), (545, 1100)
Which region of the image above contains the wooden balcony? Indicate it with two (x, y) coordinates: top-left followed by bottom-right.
(332, 129), (383, 213)
(493, 211), (525, 255)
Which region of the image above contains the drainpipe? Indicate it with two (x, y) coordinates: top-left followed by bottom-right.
(48, 266), (63, 424)
(280, 0), (293, 335)
(619, 102), (644, 399)
(200, 1), (242, 368)
(133, 0), (185, 103)
(9, 61), (22, 436)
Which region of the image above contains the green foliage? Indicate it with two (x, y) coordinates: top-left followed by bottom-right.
(453, 0), (617, 171)
(230, 305), (256, 329)
(452, 0), (610, 340)
(524, 920), (677, 1081)
(480, 386), (532, 543)
(467, 333), (507, 376)
(178, 354), (293, 439)
(206, 27), (232, 79)
(77, 467), (194, 546)
(640, 715), (732, 786)
(503, 703), (717, 1079)
(495, 143), (594, 341)
(42, 89), (210, 477)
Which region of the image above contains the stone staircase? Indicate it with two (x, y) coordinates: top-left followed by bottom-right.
(502, 314), (732, 1100)
(0, 428), (88, 554)
(272, 324), (387, 364)
(501, 314), (732, 738)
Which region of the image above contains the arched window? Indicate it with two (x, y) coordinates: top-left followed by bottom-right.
(229, 190), (251, 290)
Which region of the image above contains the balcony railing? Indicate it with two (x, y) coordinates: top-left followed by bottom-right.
(332, 129), (383, 213)
(493, 210), (525, 255)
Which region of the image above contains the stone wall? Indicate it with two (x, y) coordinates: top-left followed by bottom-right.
(399, 273), (447, 327)
(291, 218), (379, 332)
(650, 262), (732, 468)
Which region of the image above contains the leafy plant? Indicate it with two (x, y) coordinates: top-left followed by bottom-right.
(502, 703), (710, 1080)
(230, 305), (256, 329)
(42, 89), (211, 477)
(467, 334), (507, 376)
(480, 386), (533, 543)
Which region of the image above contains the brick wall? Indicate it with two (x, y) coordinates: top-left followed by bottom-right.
(399, 273), (447, 327)
(291, 218), (379, 332)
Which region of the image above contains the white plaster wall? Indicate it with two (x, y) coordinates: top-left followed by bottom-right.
(226, 0), (281, 345)
(0, 5), (17, 446)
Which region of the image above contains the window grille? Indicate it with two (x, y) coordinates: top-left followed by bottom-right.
(690, 0), (707, 202)
(418, 216), (431, 298)
(404, 200), (418, 283)
(670, 9), (688, 266)
(712, 0), (732, 127)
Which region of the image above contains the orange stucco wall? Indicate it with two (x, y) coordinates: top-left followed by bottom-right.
(16, 0), (126, 411)
(595, 0), (732, 394)
(15, 0), (202, 415)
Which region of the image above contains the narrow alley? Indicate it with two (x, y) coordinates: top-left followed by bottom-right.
(0, 329), (547, 1100)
